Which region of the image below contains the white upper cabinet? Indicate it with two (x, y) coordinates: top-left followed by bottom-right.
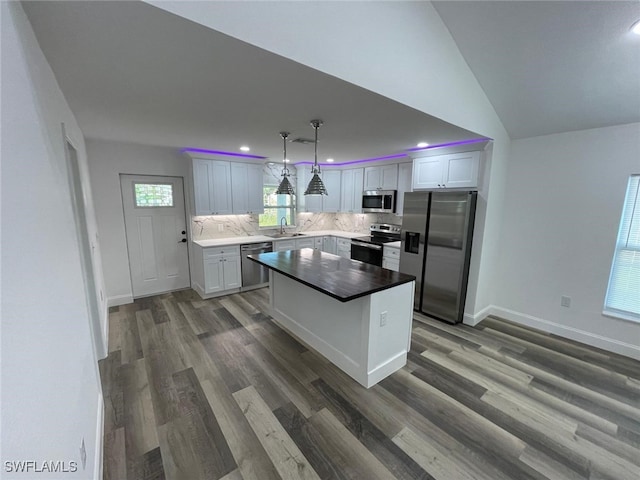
(298, 167), (341, 213)
(231, 162), (264, 214)
(340, 168), (364, 213)
(193, 159), (232, 215)
(412, 151), (480, 190)
(395, 162), (413, 216)
(364, 164), (398, 191)
(296, 167), (322, 212)
(321, 170), (342, 212)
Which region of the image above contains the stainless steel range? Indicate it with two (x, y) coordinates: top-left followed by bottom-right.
(350, 223), (401, 267)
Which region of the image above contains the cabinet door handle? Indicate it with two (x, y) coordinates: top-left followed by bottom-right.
(179, 239), (187, 243)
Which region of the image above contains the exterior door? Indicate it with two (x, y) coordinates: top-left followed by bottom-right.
(120, 175), (190, 297)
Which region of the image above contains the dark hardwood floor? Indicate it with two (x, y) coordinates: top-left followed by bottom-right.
(99, 288), (640, 480)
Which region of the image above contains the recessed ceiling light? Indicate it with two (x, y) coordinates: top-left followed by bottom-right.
(284, 158), (290, 163)
(326, 158), (334, 163)
(240, 145), (250, 152)
(632, 19), (640, 35)
(416, 142), (429, 148)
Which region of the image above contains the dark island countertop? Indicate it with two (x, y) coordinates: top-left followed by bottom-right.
(248, 248), (415, 303)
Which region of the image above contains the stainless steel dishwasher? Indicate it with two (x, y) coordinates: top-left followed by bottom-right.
(240, 242), (273, 290)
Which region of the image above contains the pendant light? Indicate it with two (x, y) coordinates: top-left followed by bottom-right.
(275, 131), (295, 195)
(304, 119), (328, 196)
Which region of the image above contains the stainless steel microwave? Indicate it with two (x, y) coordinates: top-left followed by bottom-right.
(362, 190), (396, 213)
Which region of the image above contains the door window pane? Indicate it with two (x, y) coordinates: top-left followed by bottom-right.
(134, 183), (174, 207)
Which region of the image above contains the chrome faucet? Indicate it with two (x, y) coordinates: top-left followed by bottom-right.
(280, 216), (287, 234)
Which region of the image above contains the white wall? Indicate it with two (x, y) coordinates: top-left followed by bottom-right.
(146, 0), (512, 323)
(494, 123), (640, 359)
(85, 139), (190, 305)
(1, 2), (104, 478)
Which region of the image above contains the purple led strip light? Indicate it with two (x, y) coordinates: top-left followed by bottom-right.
(294, 137), (490, 167)
(181, 147), (267, 159)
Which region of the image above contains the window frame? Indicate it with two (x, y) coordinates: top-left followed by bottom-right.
(132, 181), (174, 208)
(258, 184), (296, 229)
(603, 174), (640, 323)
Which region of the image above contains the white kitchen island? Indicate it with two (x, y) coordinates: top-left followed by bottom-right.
(249, 248), (415, 388)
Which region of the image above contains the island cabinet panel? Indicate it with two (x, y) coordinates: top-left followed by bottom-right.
(269, 272), (414, 388)
(248, 249), (415, 388)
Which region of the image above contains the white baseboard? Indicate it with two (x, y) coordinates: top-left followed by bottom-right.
(463, 304), (495, 327)
(107, 294), (133, 307)
(491, 306), (640, 360)
(93, 392), (104, 480)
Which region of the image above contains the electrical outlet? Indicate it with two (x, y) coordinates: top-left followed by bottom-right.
(218, 224), (224, 232)
(561, 296), (571, 308)
(380, 311), (388, 327)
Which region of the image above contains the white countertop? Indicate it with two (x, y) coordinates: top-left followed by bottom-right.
(193, 230), (365, 248)
(385, 241), (401, 249)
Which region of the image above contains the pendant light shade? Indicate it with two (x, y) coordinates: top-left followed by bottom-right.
(304, 119), (328, 196)
(275, 131), (295, 195)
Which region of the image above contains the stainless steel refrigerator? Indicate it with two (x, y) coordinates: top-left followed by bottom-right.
(399, 191), (477, 324)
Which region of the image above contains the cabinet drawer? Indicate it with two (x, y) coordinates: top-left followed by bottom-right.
(336, 238), (351, 248)
(203, 245), (240, 258)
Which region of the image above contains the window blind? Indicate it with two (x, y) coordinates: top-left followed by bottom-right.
(604, 174), (640, 320)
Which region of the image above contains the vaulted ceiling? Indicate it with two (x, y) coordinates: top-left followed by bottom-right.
(22, 1), (640, 163)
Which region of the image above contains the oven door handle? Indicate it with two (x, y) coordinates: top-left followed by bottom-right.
(351, 240), (383, 250)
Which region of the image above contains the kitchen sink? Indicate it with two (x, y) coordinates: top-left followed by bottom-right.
(270, 232), (306, 238)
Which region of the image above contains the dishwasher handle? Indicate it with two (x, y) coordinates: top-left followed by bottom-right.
(241, 242), (273, 253)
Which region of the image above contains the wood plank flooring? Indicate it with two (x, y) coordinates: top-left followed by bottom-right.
(100, 288), (640, 480)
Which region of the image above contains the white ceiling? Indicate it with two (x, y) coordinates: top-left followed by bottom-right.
(22, 1), (640, 162)
(21, 0), (483, 165)
(432, 0), (640, 139)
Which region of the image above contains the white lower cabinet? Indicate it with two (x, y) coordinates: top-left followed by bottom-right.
(204, 248), (241, 293)
(295, 237), (315, 249)
(274, 239), (296, 252)
(193, 244), (241, 297)
(336, 238), (352, 259)
(322, 236), (337, 254)
(383, 245), (400, 271)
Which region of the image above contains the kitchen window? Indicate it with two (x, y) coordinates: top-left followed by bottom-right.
(258, 185), (296, 228)
(604, 174), (639, 322)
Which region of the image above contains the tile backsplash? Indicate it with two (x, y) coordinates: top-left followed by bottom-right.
(191, 212), (402, 240)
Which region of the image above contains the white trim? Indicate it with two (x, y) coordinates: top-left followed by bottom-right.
(492, 306), (640, 361)
(93, 392), (104, 480)
(463, 304), (495, 326)
(107, 294), (133, 307)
